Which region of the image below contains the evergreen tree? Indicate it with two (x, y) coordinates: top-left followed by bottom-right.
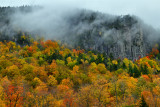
(133, 65), (141, 78)
(140, 95), (148, 107)
(96, 54), (103, 64)
(141, 64), (149, 75)
(128, 63), (133, 77)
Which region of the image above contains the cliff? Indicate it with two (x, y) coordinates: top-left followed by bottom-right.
(0, 6), (158, 60)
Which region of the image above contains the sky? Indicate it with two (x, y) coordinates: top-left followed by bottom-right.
(0, 0), (160, 29)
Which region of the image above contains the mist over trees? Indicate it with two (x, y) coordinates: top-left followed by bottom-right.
(0, 6), (160, 107)
(0, 6), (160, 60)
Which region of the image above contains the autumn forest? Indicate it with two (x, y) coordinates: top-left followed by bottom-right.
(0, 4), (160, 106)
(0, 33), (159, 107)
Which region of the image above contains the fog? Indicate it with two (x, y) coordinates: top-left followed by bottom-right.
(1, 0), (160, 29)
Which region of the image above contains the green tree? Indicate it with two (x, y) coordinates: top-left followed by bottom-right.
(140, 95), (148, 107)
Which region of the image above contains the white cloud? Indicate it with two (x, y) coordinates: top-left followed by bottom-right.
(0, 0), (160, 28)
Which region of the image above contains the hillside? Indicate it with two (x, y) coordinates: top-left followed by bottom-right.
(0, 6), (160, 107)
(0, 39), (159, 106)
(0, 6), (160, 60)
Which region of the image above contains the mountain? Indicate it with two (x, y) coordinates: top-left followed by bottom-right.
(0, 6), (159, 60)
(65, 10), (149, 60)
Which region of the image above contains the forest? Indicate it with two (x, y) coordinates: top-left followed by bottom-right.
(0, 34), (159, 107)
(0, 6), (160, 107)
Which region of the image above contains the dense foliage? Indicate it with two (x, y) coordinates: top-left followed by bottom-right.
(0, 35), (160, 107)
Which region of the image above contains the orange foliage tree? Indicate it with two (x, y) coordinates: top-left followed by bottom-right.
(3, 85), (24, 107)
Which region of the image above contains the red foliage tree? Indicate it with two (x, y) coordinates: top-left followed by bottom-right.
(4, 85), (24, 107)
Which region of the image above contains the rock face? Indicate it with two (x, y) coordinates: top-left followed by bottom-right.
(107, 28), (145, 60)
(66, 11), (152, 60)
(75, 25), (147, 60)
(0, 6), (157, 60)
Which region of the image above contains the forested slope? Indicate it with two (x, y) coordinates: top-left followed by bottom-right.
(0, 6), (160, 107)
(0, 37), (159, 106)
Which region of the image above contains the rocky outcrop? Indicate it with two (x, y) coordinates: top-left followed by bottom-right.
(68, 11), (152, 60)
(0, 6), (157, 60)
(76, 25), (148, 60)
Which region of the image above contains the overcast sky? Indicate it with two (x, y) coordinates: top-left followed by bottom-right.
(0, 0), (160, 29)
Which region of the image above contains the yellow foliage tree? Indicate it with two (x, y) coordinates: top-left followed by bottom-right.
(97, 63), (107, 74)
(47, 75), (57, 86)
